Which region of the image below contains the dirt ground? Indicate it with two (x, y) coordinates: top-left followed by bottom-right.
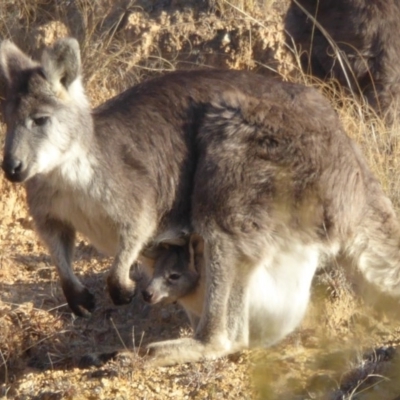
(2, 1), (400, 399)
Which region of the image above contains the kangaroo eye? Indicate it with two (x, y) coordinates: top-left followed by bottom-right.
(169, 273), (181, 281)
(32, 116), (49, 126)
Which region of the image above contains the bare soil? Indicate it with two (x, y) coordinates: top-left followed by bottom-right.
(1, 1), (400, 399)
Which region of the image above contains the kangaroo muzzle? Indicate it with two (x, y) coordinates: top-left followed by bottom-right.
(142, 288), (157, 303)
(1, 154), (27, 182)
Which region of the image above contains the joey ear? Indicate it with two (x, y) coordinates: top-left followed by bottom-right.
(41, 37), (82, 92)
(189, 234), (204, 274)
(163, 237), (188, 246)
(0, 40), (38, 98)
(141, 244), (167, 260)
(189, 234), (204, 257)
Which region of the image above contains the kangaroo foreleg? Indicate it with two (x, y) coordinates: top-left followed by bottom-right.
(107, 220), (156, 305)
(36, 218), (94, 317)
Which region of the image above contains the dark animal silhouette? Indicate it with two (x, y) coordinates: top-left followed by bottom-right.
(285, 0), (400, 118)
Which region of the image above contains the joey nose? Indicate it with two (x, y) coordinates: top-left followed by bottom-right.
(142, 290), (153, 303)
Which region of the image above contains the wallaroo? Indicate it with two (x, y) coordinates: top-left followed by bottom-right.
(285, 0), (400, 119)
(2, 37), (400, 366)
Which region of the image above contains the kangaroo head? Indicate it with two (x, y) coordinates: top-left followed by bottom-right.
(142, 243), (200, 305)
(0, 38), (90, 183)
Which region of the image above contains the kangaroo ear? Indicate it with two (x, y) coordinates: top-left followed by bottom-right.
(141, 244), (168, 260)
(190, 234), (204, 256)
(0, 40), (37, 98)
(41, 37), (82, 93)
(189, 234), (204, 274)
(162, 234), (190, 247)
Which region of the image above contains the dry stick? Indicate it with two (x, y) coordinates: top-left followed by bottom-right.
(138, 330), (145, 354)
(348, 374), (389, 399)
(130, 56), (176, 72)
(2, 301), (45, 313)
(254, 60), (279, 75)
(132, 325), (136, 353)
(109, 317), (128, 351)
(21, 330), (71, 354)
(0, 350), (8, 384)
(307, 0), (319, 77)
(47, 352), (54, 371)
(3, 300), (70, 319)
(46, 303), (69, 313)
(132, 326), (146, 357)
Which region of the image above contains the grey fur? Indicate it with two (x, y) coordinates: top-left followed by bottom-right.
(142, 235), (204, 329)
(1, 38), (400, 365)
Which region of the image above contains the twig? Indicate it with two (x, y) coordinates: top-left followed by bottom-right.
(110, 317), (128, 351)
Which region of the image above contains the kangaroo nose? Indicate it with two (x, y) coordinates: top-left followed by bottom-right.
(1, 156), (25, 182)
(142, 290), (153, 303)
(2, 157), (23, 176)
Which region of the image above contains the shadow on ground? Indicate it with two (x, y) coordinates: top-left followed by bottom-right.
(0, 243), (191, 385)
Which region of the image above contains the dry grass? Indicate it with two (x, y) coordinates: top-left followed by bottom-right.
(1, 0), (400, 399)
(214, 0), (277, 14)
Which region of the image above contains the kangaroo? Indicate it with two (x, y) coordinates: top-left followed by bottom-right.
(142, 235), (204, 330)
(143, 235), (298, 347)
(2, 38), (400, 366)
(285, 0), (400, 118)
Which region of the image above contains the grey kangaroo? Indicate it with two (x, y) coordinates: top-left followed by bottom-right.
(2, 37), (400, 366)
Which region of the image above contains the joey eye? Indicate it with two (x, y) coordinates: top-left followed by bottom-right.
(32, 116), (49, 127)
(168, 273), (181, 281)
